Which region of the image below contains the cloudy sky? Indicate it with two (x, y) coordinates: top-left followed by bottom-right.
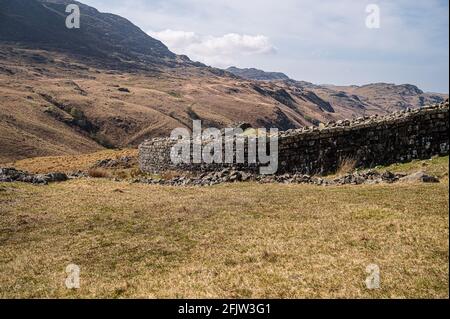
(81, 0), (449, 93)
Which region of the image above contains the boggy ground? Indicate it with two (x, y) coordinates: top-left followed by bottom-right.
(0, 155), (448, 298)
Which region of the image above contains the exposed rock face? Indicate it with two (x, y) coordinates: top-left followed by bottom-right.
(227, 67), (290, 81)
(301, 91), (335, 113)
(0, 168), (68, 184)
(234, 122), (253, 131)
(139, 101), (449, 175)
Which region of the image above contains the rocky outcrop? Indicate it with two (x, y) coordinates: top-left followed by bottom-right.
(226, 67), (290, 81)
(0, 168), (68, 185)
(301, 91), (335, 113)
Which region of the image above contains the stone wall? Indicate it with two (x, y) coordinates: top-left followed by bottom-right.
(139, 101), (449, 175)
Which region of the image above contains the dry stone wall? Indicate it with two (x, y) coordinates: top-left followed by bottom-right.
(139, 101), (449, 175)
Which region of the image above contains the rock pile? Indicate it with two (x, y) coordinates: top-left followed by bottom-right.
(0, 168), (68, 185)
(132, 168), (440, 187)
(1, 166), (440, 187)
(399, 171), (440, 183)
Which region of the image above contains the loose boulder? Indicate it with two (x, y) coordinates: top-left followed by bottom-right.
(399, 171), (440, 183)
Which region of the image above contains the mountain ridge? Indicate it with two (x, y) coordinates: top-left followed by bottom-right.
(0, 0), (201, 69)
(225, 66), (447, 113)
(226, 66), (290, 81)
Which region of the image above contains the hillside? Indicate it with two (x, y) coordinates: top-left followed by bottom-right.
(0, 45), (338, 163)
(0, 0), (448, 163)
(0, 0), (196, 69)
(323, 83), (447, 113)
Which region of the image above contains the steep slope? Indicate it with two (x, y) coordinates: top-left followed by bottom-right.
(0, 46), (317, 162)
(1, 46), (446, 162)
(0, 0), (195, 68)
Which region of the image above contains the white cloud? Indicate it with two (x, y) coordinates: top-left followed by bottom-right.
(82, 0), (449, 92)
(148, 29), (276, 67)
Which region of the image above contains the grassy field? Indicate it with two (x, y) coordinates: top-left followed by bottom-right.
(0, 157), (448, 299)
(373, 156), (450, 179)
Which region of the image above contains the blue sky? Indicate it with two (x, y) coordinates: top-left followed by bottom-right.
(81, 0), (449, 93)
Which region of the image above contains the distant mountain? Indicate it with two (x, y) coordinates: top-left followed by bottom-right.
(227, 67), (290, 81)
(0, 0), (196, 68)
(227, 66), (448, 113)
(320, 83), (447, 113)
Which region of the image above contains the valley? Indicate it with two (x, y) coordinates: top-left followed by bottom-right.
(1, 0), (447, 163)
(0, 0), (449, 301)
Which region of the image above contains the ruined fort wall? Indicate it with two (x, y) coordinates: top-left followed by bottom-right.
(139, 102), (449, 175)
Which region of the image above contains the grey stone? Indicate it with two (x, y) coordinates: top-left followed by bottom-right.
(400, 171), (440, 183)
(0, 168), (68, 185)
(44, 173), (68, 182)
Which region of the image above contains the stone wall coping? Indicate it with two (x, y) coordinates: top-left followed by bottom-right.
(139, 101), (449, 146)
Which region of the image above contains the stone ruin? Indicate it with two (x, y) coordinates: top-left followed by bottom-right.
(139, 101), (449, 176)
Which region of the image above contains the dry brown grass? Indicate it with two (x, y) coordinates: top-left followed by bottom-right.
(6, 149), (138, 174)
(87, 168), (111, 179)
(0, 173), (448, 298)
(374, 156), (450, 179)
(336, 156), (358, 176)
